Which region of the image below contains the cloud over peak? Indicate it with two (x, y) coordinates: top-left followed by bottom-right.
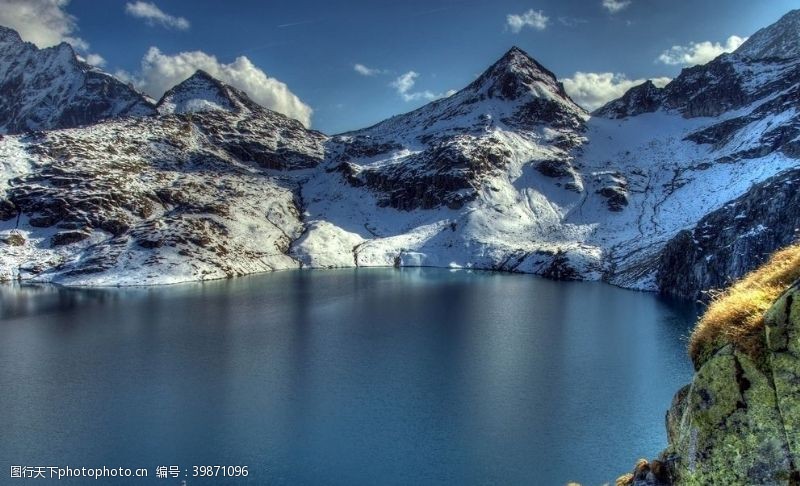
(562, 72), (671, 111)
(125, 1), (190, 30)
(391, 71), (433, 101)
(506, 9), (549, 33)
(118, 47), (312, 127)
(658, 35), (747, 67)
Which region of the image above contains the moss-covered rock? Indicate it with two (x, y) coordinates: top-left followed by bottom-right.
(765, 282), (800, 476)
(662, 282), (800, 485)
(621, 282), (800, 484)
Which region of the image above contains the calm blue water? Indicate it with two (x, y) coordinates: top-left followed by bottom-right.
(0, 269), (696, 485)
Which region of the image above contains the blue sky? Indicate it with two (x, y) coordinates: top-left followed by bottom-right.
(1, 0), (797, 133)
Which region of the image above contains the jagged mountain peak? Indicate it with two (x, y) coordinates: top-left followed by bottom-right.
(0, 24), (155, 133)
(156, 69), (261, 115)
(736, 9), (800, 60)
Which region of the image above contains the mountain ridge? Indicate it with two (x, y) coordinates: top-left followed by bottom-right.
(0, 15), (798, 297)
(736, 9), (800, 60)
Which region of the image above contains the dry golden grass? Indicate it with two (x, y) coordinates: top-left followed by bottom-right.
(615, 473), (633, 486)
(689, 243), (800, 367)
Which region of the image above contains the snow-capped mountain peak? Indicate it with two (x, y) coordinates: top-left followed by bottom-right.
(340, 47), (586, 145)
(466, 46), (575, 106)
(736, 9), (800, 60)
(156, 70), (261, 115)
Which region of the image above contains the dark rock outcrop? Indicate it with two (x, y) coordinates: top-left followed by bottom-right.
(656, 168), (800, 301)
(51, 230), (91, 247)
(594, 172), (629, 212)
(593, 80), (663, 119)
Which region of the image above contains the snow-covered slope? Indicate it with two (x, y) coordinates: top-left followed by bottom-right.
(0, 75), (325, 284)
(294, 47), (598, 276)
(0, 26), (154, 134)
(292, 31), (800, 292)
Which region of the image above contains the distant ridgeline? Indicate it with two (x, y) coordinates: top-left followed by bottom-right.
(1, 10), (800, 295)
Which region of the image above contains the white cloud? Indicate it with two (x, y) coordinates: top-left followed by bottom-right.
(354, 63), (382, 76)
(390, 71), (454, 102)
(506, 9), (549, 33)
(658, 35), (747, 67)
(125, 1), (189, 30)
(392, 71), (418, 95)
(558, 16), (588, 27)
(562, 72), (671, 111)
(122, 47), (313, 127)
(602, 0), (631, 13)
(0, 0), (104, 61)
(81, 53), (106, 67)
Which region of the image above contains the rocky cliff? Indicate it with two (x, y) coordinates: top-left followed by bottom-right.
(656, 168), (800, 301)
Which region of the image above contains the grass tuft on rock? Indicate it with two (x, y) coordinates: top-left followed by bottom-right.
(689, 243), (800, 368)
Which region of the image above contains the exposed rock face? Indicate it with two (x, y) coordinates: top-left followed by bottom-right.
(656, 168), (800, 301)
(661, 55), (750, 118)
(595, 53), (800, 121)
(596, 9), (800, 121)
(615, 458), (673, 486)
(594, 172), (629, 212)
(0, 26), (155, 134)
(661, 283), (800, 484)
(617, 282), (800, 485)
